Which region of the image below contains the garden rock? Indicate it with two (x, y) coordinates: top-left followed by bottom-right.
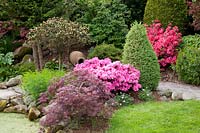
(0, 82), (7, 89)
(0, 89), (22, 100)
(4, 104), (28, 114)
(28, 107), (41, 121)
(160, 96), (169, 101)
(10, 96), (25, 106)
(14, 46), (32, 60)
(0, 99), (7, 111)
(171, 92), (183, 100)
(6, 75), (22, 87)
(157, 81), (200, 100)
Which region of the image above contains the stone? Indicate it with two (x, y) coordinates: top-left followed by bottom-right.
(4, 104), (28, 114)
(0, 89), (22, 100)
(14, 46), (32, 60)
(0, 99), (7, 111)
(23, 95), (34, 106)
(28, 107), (41, 121)
(171, 92), (183, 100)
(6, 75), (22, 87)
(0, 82), (7, 89)
(157, 89), (172, 98)
(10, 96), (24, 106)
(28, 101), (37, 110)
(160, 96), (169, 101)
(182, 92), (195, 100)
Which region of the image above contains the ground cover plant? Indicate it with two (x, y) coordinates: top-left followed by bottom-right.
(107, 100), (200, 133)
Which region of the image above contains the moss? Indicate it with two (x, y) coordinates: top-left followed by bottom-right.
(122, 22), (160, 90)
(143, 0), (188, 33)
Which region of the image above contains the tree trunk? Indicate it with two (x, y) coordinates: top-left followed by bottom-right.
(37, 44), (43, 71)
(32, 44), (40, 71)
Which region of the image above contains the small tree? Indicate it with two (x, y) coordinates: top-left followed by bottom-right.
(25, 17), (90, 70)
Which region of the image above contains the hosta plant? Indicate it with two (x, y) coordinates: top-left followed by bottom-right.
(146, 20), (182, 69)
(74, 57), (141, 92)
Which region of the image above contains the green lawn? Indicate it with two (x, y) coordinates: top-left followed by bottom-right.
(0, 113), (39, 133)
(107, 100), (200, 133)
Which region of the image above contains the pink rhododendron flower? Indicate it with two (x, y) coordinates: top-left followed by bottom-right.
(145, 20), (182, 69)
(74, 57), (141, 92)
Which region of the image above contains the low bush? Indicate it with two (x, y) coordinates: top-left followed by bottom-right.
(176, 45), (200, 85)
(138, 89), (154, 101)
(122, 22), (160, 91)
(21, 69), (65, 100)
(39, 70), (112, 130)
(0, 52), (16, 81)
(88, 44), (122, 61)
(180, 34), (200, 48)
(74, 57), (141, 92)
(146, 20), (182, 69)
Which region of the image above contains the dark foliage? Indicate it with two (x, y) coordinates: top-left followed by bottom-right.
(39, 70), (113, 128)
(188, 0), (200, 31)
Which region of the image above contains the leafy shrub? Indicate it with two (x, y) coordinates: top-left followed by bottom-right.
(143, 0), (188, 33)
(39, 70), (112, 129)
(146, 20), (182, 69)
(44, 60), (66, 70)
(0, 21), (28, 54)
(176, 45), (200, 85)
(114, 92), (133, 106)
(74, 57), (141, 92)
(138, 89), (154, 101)
(188, 0), (200, 31)
(0, 52), (16, 81)
(122, 0), (147, 24)
(14, 62), (36, 75)
(21, 69), (65, 100)
(122, 22), (160, 91)
(88, 44), (122, 61)
(180, 34), (200, 48)
(0, 0), (67, 28)
(26, 17), (90, 70)
(74, 0), (130, 48)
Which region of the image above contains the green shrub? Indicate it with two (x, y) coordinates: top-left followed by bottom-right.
(180, 34), (200, 48)
(143, 0), (188, 33)
(21, 69), (65, 100)
(15, 62), (36, 75)
(0, 52), (16, 81)
(88, 44), (122, 61)
(176, 46), (200, 85)
(122, 22), (160, 90)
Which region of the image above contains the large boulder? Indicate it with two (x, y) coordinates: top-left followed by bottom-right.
(0, 82), (7, 89)
(6, 75), (22, 87)
(14, 46), (32, 60)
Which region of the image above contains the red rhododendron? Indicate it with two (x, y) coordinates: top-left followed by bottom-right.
(146, 20), (182, 69)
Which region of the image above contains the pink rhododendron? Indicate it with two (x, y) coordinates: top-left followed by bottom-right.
(74, 57), (141, 92)
(146, 20), (182, 69)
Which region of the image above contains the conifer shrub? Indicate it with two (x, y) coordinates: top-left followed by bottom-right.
(143, 0), (188, 33)
(176, 34), (200, 85)
(122, 22), (160, 90)
(88, 44), (122, 61)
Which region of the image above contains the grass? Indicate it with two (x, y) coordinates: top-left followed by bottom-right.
(0, 113), (39, 133)
(107, 100), (200, 133)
